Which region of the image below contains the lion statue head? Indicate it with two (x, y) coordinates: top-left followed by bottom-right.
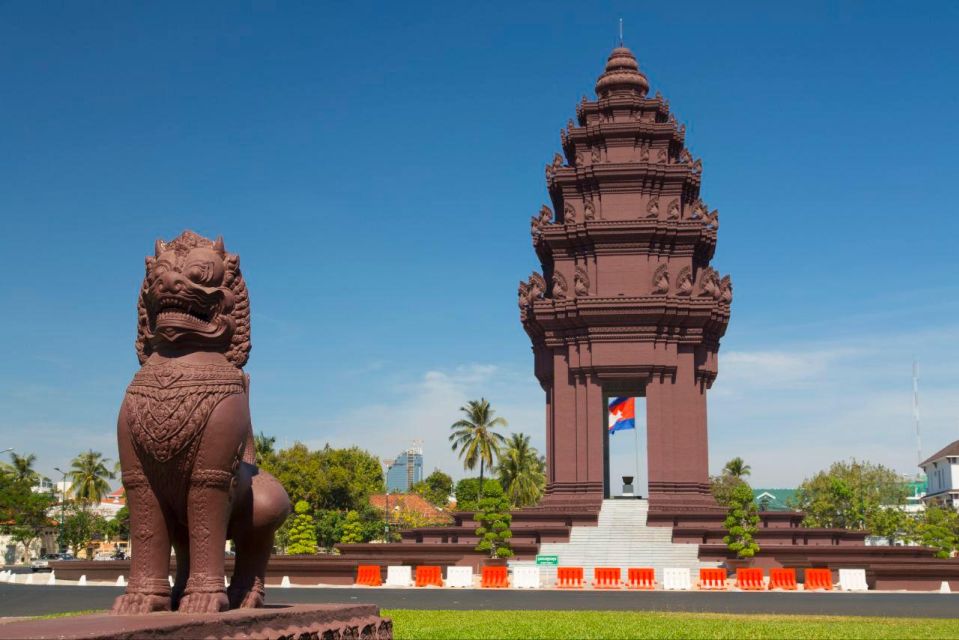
(135, 230), (250, 367)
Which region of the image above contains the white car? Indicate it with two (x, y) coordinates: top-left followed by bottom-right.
(31, 553), (73, 571)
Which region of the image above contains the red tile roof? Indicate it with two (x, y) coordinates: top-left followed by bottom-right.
(369, 493), (452, 524)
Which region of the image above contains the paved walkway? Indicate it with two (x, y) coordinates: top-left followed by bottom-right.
(1, 584), (958, 618)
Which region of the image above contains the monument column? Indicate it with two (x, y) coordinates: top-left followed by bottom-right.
(520, 46), (731, 512)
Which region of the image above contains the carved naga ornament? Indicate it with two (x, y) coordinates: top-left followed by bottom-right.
(652, 265), (670, 295)
(115, 231), (291, 616)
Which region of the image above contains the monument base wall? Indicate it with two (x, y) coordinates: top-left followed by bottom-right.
(0, 604), (391, 640)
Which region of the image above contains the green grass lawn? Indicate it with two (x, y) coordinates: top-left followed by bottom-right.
(383, 609), (959, 640)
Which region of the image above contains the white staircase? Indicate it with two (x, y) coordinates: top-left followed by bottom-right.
(534, 499), (719, 584)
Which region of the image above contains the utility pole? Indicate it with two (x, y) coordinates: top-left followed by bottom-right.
(53, 467), (67, 553)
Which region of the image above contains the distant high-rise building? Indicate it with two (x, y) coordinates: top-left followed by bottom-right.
(386, 448), (423, 493)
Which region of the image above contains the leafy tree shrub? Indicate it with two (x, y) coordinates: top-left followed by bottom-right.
(723, 481), (760, 558)
(285, 500), (318, 555)
(455, 477), (504, 512)
(412, 469), (454, 507)
(61, 506), (108, 559)
(914, 506), (959, 558)
(315, 509), (345, 550)
(340, 510), (366, 544)
(105, 506), (130, 541)
(789, 459), (907, 530)
(497, 433), (546, 508)
(259, 441), (384, 511)
(474, 493), (513, 559)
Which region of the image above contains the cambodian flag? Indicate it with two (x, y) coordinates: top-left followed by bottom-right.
(608, 397), (635, 434)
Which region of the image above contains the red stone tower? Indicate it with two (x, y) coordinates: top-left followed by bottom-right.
(520, 46), (732, 511)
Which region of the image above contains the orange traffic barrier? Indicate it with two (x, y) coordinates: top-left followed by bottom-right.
(699, 568), (728, 590)
(355, 565), (382, 586)
(592, 567), (622, 589)
(480, 566), (509, 588)
(556, 566), (584, 589)
(769, 568), (798, 591)
(626, 568), (656, 590)
(735, 568), (764, 591)
(804, 568), (833, 591)
(415, 565), (443, 587)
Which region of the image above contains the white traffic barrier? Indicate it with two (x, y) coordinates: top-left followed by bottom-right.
(663, 568), (692, 591)
(940, 581), (951, 593)
(445, 566), (473, 588)
(385, 565), (413, 587)
(25, 573), (34, 585)
(48, 571), (56, 585)
(514, 565), (541, 589)
(0, 570), (7, 581)
(116, 575), (126, 587)
(280, 576), (291, 588)
(7, 573), (15, 584)
(838, 568), (868, 592)
(78, 575), (87, 586)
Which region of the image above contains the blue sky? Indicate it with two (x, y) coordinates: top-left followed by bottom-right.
(1, 1), (958, 489)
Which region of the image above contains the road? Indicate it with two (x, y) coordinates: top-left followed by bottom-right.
(1, 584), (958, 618)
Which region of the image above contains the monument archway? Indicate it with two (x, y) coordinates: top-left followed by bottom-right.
(519, 46), (731, 512)
(603, 390), (648, 500)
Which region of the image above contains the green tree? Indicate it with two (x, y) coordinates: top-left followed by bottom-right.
(261, 442), (383, 511)
(449, 398), (507, 502)
(254, 431), (278, 468)
(68, 450), (115, 506)
(285, 500), (318, 555)
(340, 510), (365, 544)
(497, 433), (546, 508)
(790, 459), (907, 530)
(315, 509), (346, 550)
(710, 457), (752, 507)
(455, 477), (505, 512)
(261, 442), (325, 506)
(723, 457), (751, 479)
(106, 505), (130, 542)
(723, 481), (760, 558)
(412, 469), (454, 507)
(474, 492), (514, 559)
(61, 506), (108, 559)
(8, 452), (39, 484)
(317, 446), (384, 511)
(0, 462), (55, 561)
(914, 506), (959, 558)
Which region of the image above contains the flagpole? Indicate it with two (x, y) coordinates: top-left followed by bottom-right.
(634, 404), (641, 498)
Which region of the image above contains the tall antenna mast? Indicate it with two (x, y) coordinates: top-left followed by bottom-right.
(913, 359), (921, 469)
(619, 18), (624, 46)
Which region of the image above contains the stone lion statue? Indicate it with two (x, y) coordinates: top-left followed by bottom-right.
(112, 231), (290, 614)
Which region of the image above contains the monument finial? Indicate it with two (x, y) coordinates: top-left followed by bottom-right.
(619, 18), (623, 46)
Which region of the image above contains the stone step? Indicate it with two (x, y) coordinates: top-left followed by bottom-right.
(537, 499), (720, 573)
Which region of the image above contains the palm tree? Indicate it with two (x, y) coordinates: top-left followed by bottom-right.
(255, 432), (277, 460)
(497, 433), (546, 508)
(9, 452), (38, 484)
(68, 450), (115, 506)
(723, 457), (751, 479)
(449, 398), (507, 501)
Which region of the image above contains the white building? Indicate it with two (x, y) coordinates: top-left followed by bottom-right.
(919, 441), (959, 508)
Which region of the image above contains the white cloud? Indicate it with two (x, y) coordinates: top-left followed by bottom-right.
(301, 363), (544, 479)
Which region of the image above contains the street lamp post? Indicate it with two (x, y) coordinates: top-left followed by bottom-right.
(380, 457), (392, 543)
(53, 467), (67, 553)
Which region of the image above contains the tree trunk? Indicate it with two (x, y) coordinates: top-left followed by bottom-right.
(479, 459), (485, 503)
